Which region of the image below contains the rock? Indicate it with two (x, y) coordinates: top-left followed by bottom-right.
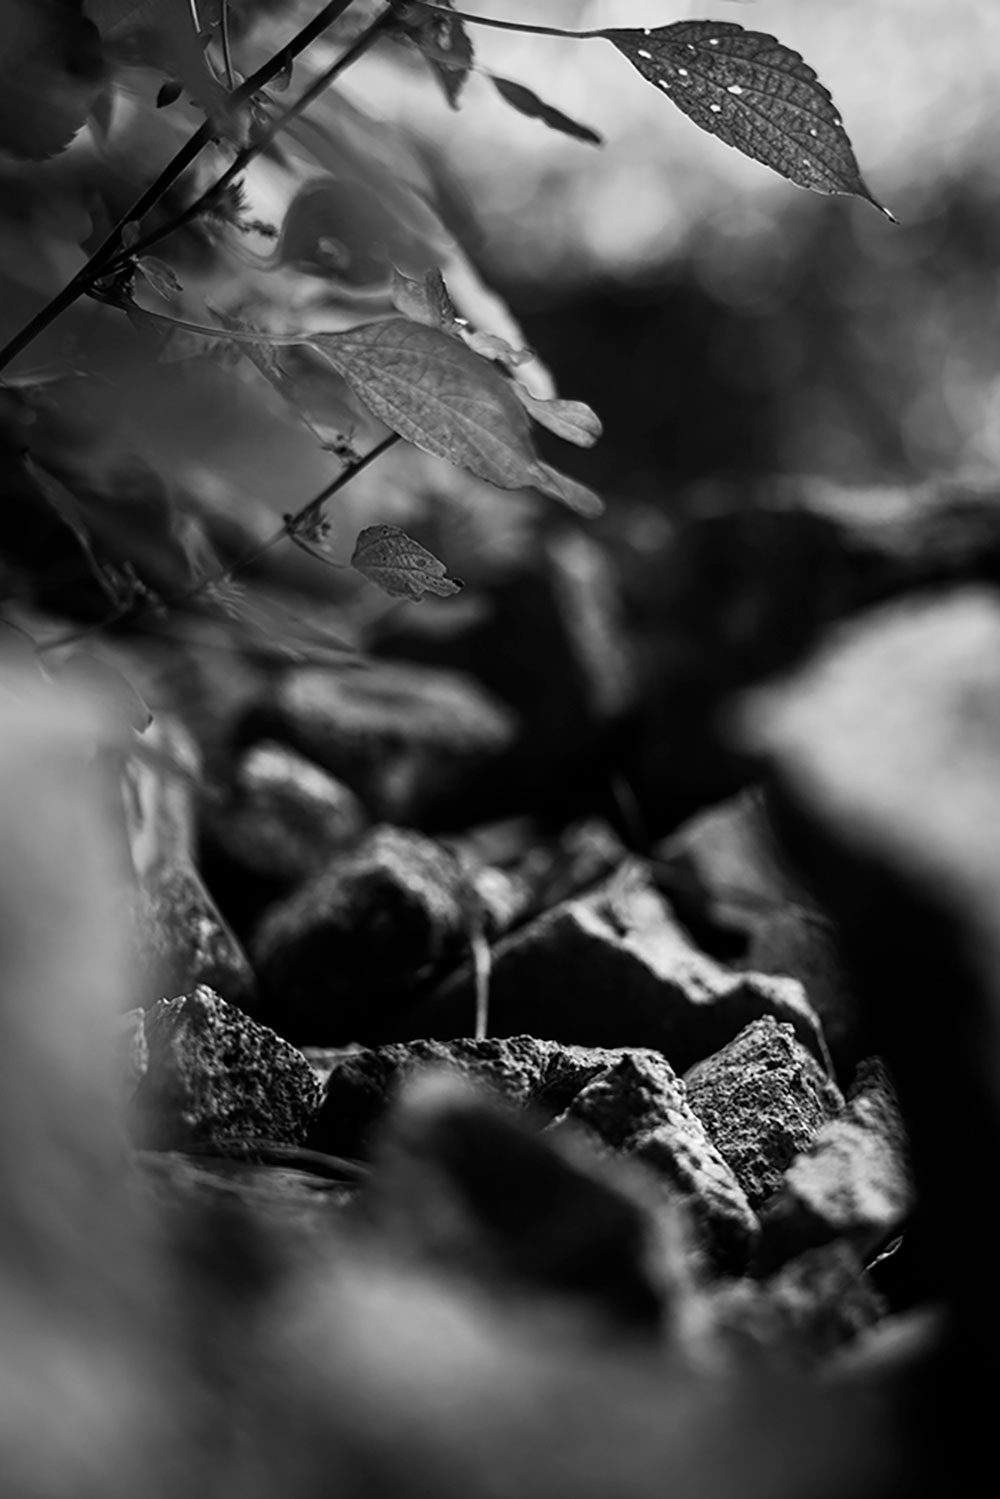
(200, 741), (368, 932)
(758, 1059), (912, 1269)
(308, 1034), (756, 1270)
(252, 826), (483, 1044)
(705, 1242), (886, 1369)
(118, 1008), (148, 1101)
(683, 1017), (844, 1210)
(373, 528), (637, 816)
(416, 866), (828, 1073)
(655, 792), (863, 1074)
(307, 1035), (610, 1158)
(240, 658), (518, 828)
(130, 985), (323, 1150)
(549, 1052), (758, 1270)
(363, 1071), (669, 1329)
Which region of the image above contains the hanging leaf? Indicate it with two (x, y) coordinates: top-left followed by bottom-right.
(513, 388), (603, 448)
(606, 22), (893, 216)
(490, 75), (602, 147)
(391, 0), (475, 110)
(273, 177), (438, 289)
(351, 524), (464, 602)
(0, 0), (104, 161)
(529, 463), (604, 519)
(391, 267), (460, 331)
(308, 318), (602, 514)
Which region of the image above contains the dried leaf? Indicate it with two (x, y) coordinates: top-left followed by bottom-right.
(135, 256), (183, 302)
(391, 267), (460, 330)
(490, 74), (602, 146)
(351, 524), (463, 602)
(513, 388), (603, 448)
(393, 0), (475, 109)
(607, 22), (893, 216)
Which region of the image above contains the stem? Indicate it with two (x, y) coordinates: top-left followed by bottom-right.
(405, 1), (604, 40)
(132, 305), (312, 347)
(0, 0), (360, 375)
(220, 0), (237, 91)
(122, 5), (395, 266)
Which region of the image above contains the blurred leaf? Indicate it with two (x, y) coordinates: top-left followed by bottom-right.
(351, 523), (463, 601)
(156, 77), (183, 107)
(529, 462), (604, 518)
(489, 75), (602, 147)
(85, 0), (230, 125)
(273, 176), (438, 289)
(391, 267), (459, 330)
(513, 388), (603, 448)
(392, 0), (474, 109)
(464, 329), (531, 368)
(58, 651), (153, 734)
(0, 0), (104, 161)
(135, 255), (183, 301)
(607, 22), (892, 215)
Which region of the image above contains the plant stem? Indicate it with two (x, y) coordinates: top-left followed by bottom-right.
(405, 1), (604, 40)
(0, 0), (360, 375)
(121, 5), (396, 266)
(219, 0), (237, 91)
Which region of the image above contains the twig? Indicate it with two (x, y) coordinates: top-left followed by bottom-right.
(219, 0), (237, 91)
(0, 0), (359, 374)
(404, 1), (604, 40)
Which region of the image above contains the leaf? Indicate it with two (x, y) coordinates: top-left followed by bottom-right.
(274, 178), (437, 289)
(391, 267), (460, 331)
(513, 388), (603, 448)
(351, 524), (464, 602)
(58, 652), (153, 734)
(392, 0), (475, 110)
(309, 319), (603, 516)
(606, 22), (893, 216)
(0, 0), (105, 161)
(85, 0), (230, 126)
(489, 75), (602, 147)
(135, 255), (183, 301)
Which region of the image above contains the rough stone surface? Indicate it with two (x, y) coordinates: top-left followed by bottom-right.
(683, 1017), (844, 1210)
(758, 1058), (912, 1268)
(308, 1035), (757, 1270)
(252, 827), (482, 1044)
(549, 1052), (758, 1269)
(131, 864), (256, 1009)
(130, 985), (323, 1149)
(200, 741), (368, 925)
(241, 658), (518, 827)
(416, 867), (828, 1074)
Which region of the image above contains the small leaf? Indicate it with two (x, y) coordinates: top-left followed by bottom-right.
(606, 22), (893, 216)
(135, 255), (183, 301)
(351, 524), (463, 602)
(274, 178), (436, 290)
(513, 388), (603, 448)
(464, 329), (532, 368)
(156, 77), (182, 107)
(391, 267), (460, 331)
(490, 75), (602, 147)
(392, 0), (475, 110)
(310, 318), (602, 515)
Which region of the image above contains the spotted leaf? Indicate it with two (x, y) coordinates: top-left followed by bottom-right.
(606, 22), (892, 217)
(351, 524), (463, 602)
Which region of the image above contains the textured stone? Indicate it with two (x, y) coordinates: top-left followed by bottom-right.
(130, 985), (323, 1150)
(241, 658), (517, 827)
(758, 1059), (912, 1268)
(417, 867), (828, 1073)
(683, 1017), (843, 1210)
(252, 827), (483, 1044)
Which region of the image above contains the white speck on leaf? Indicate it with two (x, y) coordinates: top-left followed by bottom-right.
(727, 84), (744, 96)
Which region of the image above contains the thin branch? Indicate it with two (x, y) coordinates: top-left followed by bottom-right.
(0, 0), (359, 374)
(120, 5), (396, 266)
(404, 1), (604, 40)
(219, 0), (237, 91)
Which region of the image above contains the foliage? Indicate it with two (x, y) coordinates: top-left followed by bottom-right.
(0, 0), (888, 659)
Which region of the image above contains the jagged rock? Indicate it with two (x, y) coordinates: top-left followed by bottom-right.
(130, 985), (323, 1150)
(758, 1059), (912, 1269)
(363, 1072), (669, 1328)
(549, 1052), (758, 1269)
(683, 1018), (843, 1210)
(705, 1241), (886, 1369)
(252, 826), (484, 1044)
(655, 792), (862, 1074)
(240, 658), (518, 828)
(118, 1008), (148, 1101)
(416, 866), (828, 1073)
(308, 1035), (757, 1270)
(200, 741), (368, 932)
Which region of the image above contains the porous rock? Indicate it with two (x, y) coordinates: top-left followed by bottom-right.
(683, 1017), (844, 1210)
(240, 658), (517, 827)
(758, 1058), (912, 1268)
(416, 866), (827, 1074)
(130, 985), (323, 1150)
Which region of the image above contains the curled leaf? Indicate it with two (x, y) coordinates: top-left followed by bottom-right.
(135, 256), (183, 302)
(607, 22), (893, 217)
(351, 524), (464, 602)
(513, 388), (603, 448)
(392, 0), (475, 109)
(490, 75), (602, 146)
(390, 267), (460, 330)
